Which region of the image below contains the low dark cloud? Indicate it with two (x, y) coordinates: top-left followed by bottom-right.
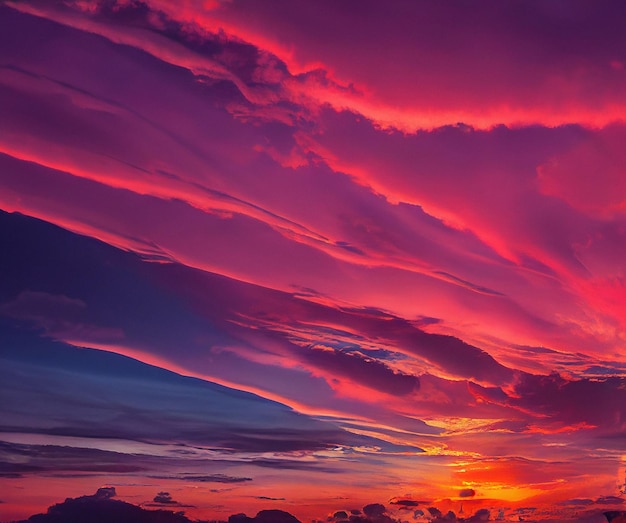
(358, 503), (398, 523)
(428, 508), (443, 518)
(559, 499), (595, 506)
(154, 492), (176, 504)
(597, 497), (625, 505)
(466, 509), (490, 523)
(229, 509), (301, 523)
(389, 499), (421, 507)
(459, 489), (476, 498)
(14, 489), (195, 523)
(363, 504), (386, 518)
(144, 491), (196, 509)
(95, 487), (116, 499)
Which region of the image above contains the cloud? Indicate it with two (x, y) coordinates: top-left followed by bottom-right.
(95, 487), (116, 499)
(466, 509), (490, 523)
(1, 1), (626, 517)
(301, 111), (626, 355)
(144, 491), (196, 508)
(597, 498), (625, 505)
(0, 290), (86, 319)
(0, 290), (124, 343)
(2, 0), (622, 364)
(509, 372), (626, 431)
(559, 499), (595, 506)
(389, 500), (421, 507)
(0, 441), (148, 476)
(151, 474), (252, 484)
(11, 489), (198, 523)
(605, 511), (626, 521)
(300, 345), (419, 396)
(229, 509), (301, 523)
(0, 322), (359, 453)
(82, 0), (626, 129)
(248, 459), (342, 473)
(3, 0), (623, 379)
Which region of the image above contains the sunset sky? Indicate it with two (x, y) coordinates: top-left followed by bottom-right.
(1, 1), (626, 522)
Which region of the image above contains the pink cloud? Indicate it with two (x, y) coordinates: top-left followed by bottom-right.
(108, 0), (626, 130)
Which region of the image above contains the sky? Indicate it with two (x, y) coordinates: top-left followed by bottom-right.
(1, 0), (626, 521)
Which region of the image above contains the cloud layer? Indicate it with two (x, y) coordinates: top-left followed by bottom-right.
(1, 1), (626, 521)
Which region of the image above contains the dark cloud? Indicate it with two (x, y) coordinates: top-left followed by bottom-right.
(301, 345), (419, 396)
(389, 499), (421, 507)
(144, 491), (196, 509)
(466, 370), (626, 435)
(229, 509), (301, 523)
(8, 487), (333, 523)
(278, 300), (514, 386)
(95, 487), (116, 499)
(432, 511), (458, 523)
(466, 509), (490, 523)
(511, 372), (626, 430)
(14, 489), (195, 523)
(597, 497), (625, 505)
(433, 271), (505, 297)
(152, 474), (252, 484)
(154, 492), (176, 504)
(335, 241), (366, 256)
(363, 504), (386, 518)
(247, 459), (341, 473)
(559, 499), (595, 506)
(0, 439), (313, 485)
(428, 508), (443, 518)
(359, 506), (397, 523)
(458, 489), (475, 498)
(0, 441), (147, 476)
